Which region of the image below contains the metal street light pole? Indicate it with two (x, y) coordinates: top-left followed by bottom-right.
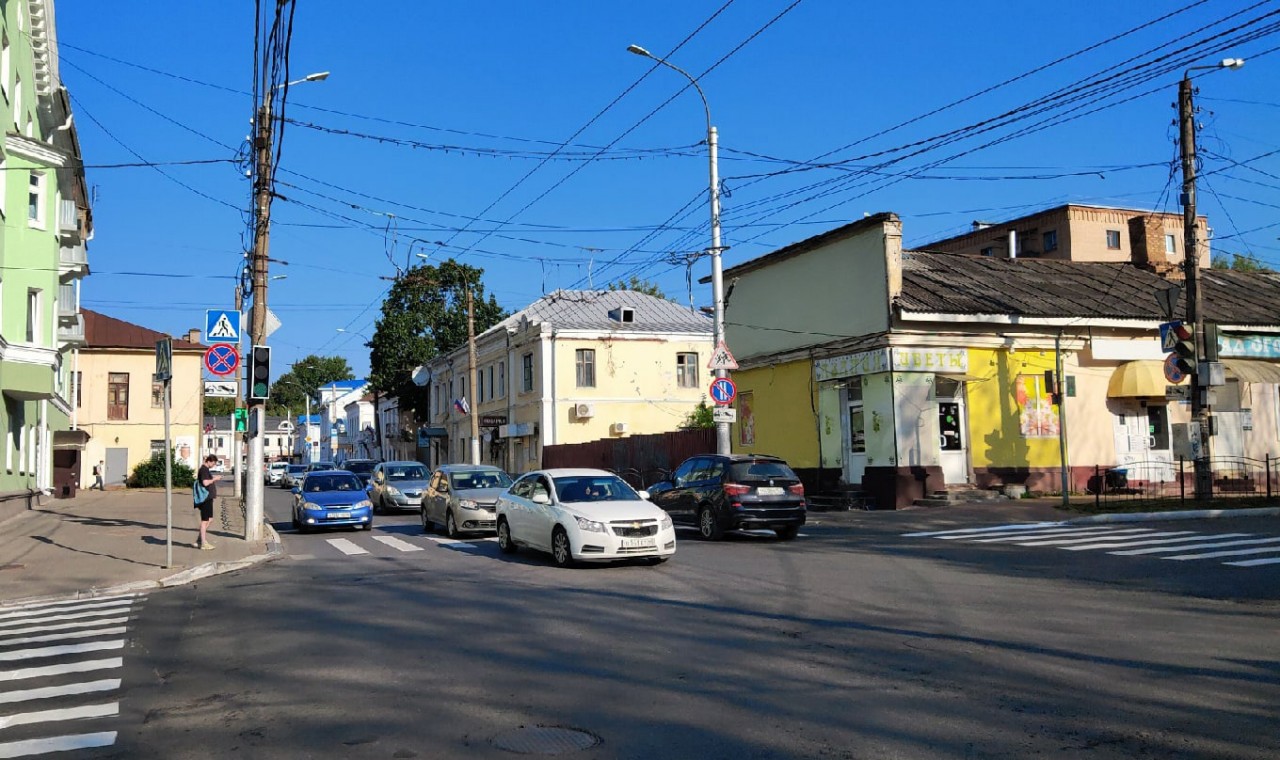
(1179, 57), (1243, 500)
(628, 44), (730, 455)
(245, 71), (329, 540)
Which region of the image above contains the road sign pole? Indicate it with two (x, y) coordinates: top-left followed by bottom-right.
(163, 376), (173, 569)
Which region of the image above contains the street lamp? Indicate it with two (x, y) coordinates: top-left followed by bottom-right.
(628, 43), (730, 455)
(1179, 56), (1244, 500)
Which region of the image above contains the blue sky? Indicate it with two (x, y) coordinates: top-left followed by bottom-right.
(58, 1), (1280, 378)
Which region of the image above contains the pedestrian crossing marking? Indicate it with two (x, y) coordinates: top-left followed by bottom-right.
(325, 538), (368, 555)
(0, 701), (118, 730)
(0, 626), (128, 648)
(905, 522), (1280, 569)
(0, 657), (123, 683)
(0, 731), (117, 758)
(0, 616), (131, 639)
(0, 640), (124, 664)
(372, 536), (424, 553)
(0, 597), (136, 624)
(0, 678), (120, 705)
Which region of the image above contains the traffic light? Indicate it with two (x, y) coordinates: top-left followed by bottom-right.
(233, 408), (248, 432)
(1171, 323), (1196, 374)
(249, 345), (271, 400)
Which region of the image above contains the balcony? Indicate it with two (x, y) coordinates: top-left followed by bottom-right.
(58, 199), (81, 240)
(57, 283), (78, 319)
(58, 243), (88, 278)
(57, 313), (85, 346)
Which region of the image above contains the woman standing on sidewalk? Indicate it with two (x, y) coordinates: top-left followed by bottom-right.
(195, 454), (218, 550)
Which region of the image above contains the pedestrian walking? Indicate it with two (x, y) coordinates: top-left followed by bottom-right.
(194, 454), (218, 550)
(92, 460), (105, 490)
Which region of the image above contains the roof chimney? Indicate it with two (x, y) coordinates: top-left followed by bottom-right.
(1008, 229), (1018, 260)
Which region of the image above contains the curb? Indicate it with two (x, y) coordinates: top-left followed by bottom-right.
(0, 521), (285, 610)
(1063, 506), (1280, 524)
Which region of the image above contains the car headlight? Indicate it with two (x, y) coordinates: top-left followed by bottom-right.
(303, 502), (321, 511)
(458, 499), (479, 510)
(575, 516), (607, 533)
(660, 514), (672, 530)
(355, 500), (372, 508)
(386, 486), (401, 496)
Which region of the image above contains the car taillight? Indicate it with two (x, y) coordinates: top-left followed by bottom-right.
(788, 483), (805, 496)
(723, 483), (750, 497)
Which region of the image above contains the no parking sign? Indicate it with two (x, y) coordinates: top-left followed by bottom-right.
(709, 377), (737, 406)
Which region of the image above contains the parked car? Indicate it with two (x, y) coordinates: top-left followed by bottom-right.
(342, 459), (379, 486)
(308, 461), (337, 472)
(368, 461), (431, 513)
(495, 468), (676, 567)
(422, 464), (514, 537)
(646, 454), (806, 541)
(281, 464), (308, 489)
(266, 461), (289, 485)
(291, 470), (373, 533)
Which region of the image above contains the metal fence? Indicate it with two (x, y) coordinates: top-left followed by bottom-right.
(1085, 456), (1280, 508)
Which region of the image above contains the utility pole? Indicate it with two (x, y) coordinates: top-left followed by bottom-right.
(244, 99), (273, 540)
(1178, 62), (1242, 500)
(232, 284), (244, 499)
(467, 285), (480, 465)
(1055, 331), (1069, 508)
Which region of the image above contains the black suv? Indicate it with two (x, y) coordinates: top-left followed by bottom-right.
(646, 454), (806, 541)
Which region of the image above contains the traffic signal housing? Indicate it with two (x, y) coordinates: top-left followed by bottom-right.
(1171, 323), (1196, 374)
(249, 345), (271, 400)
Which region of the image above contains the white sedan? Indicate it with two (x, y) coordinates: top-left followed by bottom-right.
(495, 468), (676, 567)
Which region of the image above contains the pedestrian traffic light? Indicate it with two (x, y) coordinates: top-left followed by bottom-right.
(249, 345), (271, 400)
(1171, 323), (1196, 374)
(233, 408), (248, 432)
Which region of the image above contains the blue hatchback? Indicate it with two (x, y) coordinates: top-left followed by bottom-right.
(292, 470), (374, 532)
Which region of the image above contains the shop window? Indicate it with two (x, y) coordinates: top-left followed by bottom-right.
(1147, 405), (1170, 451)
(846, 379), (865, 454)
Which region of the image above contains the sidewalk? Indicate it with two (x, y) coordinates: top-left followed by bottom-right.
(0, 481), (280, 608)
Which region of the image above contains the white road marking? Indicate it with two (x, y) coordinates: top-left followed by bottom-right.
(903, 522), (1063, 538)
(967, 527), (1153, 543)
(0, 626), (128, 648)
(0, 657), (122, 683)
(0, 678), (120, 705)
(0, 640), (124, 663)
(1017, 530), (1192, 547)
(0, 731), (117, 758)
(1062, 533), (1251, 551)
(0, 617), (131, 639)
(1225, 557), (1280, 567)
(325, 538), (368, 555)
(0, 701), (118, 730)
(0, 595), (139, 619)
(1163, 546), (1280, 561)
(0, 606), (134, 629)
(1109, 536), (1280, 556)
(372, 536), (424, 552)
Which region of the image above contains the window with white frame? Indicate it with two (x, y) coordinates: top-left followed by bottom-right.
(498, 361), (506, 398)
(575, 349), (595, 387)
(676, 352), (698, 388)
(0, 153), (7, 218)
(1165, 234), (1177, 255)
(1106, 229), (1121, 249)
(487, 365), (494, 402)
(27, 170), (45, 227)
(12, 74), (19, 129)
(1, 33), (9, 102)
(522, 353), (534, 392)
(25, 288), (39, 344)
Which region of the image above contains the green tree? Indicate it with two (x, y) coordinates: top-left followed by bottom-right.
(608, 276), (666, 300)
(128, 452), (196, 489)
(369, 258), (508, 420)
(681, 397), (715, 430)
(1211, 252), (1271, 271)
(270, 355), (355, 416)
(204, 397), (236, 417)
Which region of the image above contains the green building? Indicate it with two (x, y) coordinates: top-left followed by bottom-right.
(0, 0), (92, 508)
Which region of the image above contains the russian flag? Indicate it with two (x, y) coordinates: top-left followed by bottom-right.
(454, 397), (470, 415)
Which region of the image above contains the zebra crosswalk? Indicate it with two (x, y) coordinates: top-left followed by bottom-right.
(0, 593), (143, 758)
(903, 523), (1280, 568)
(303, 534), (497, 558)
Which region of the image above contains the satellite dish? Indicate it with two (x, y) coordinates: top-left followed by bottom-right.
(411, 365), (430, 387)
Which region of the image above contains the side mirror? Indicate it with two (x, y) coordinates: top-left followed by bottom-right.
(291, 487), (301, 495)
(531, 493), (551, 505)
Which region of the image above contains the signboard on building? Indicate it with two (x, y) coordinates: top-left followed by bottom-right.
(815, 347), (969, 381)
(1219, 333), (1280, 359)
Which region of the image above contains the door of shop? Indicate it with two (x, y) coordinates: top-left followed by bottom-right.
(841, 381), (867, 486)
(937, 378), (969, 484)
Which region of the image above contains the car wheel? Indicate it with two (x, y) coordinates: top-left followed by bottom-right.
(551, 527), (574, 568)
(363, 520), (373, 531)
(698, 506), (724, 541)
(497, 519), (518, 554)
(774, 525), (799, 541)
(446, 510), (459, 539)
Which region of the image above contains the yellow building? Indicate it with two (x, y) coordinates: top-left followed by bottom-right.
(78, 310), (205, 487)
(422, 290), (713, 475)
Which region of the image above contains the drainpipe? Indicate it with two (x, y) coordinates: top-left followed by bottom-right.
(1008, 229), (1018, 260)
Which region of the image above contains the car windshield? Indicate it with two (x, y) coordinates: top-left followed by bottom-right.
(451, 470), (514, 491)
(287, 466), (307, 474)
(386, 465), (428, 481)
(553, 475), (641, 504)
(304, 474), (364, 493)
(345, 461), (375, 474)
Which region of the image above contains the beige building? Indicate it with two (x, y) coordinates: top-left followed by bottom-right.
(78, 310), (204, 487)
(422, 290), (713, 475)
(919, 204), (1210, 271)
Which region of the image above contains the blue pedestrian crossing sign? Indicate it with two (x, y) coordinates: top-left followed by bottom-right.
(205, 309), (242, 343)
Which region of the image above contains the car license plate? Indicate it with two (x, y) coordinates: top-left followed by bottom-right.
(329, 511), (351, 519)
(621, 537), (656, 549)
(757, 486), (785, 496)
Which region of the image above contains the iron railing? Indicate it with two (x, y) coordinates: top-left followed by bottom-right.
(1086, 456), (1280, 507)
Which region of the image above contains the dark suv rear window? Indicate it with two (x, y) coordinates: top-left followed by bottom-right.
(728, 461), (798, 481)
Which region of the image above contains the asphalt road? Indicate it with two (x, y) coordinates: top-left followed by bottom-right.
(76, 489), (1280, 758)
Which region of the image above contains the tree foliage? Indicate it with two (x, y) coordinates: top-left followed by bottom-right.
(270, 355), (355, 416)
(369, 258), (508, 421)
(681, 397), (715, 430)
(204, 397), (236, 417)
(1211, 252), (1271, 272)
(128, 452), (195, 489)
(608, 276), (666, 300)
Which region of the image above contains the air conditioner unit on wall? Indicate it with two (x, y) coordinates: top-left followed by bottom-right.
(575, 402), (595, 419)
(611, 422), (628, 435)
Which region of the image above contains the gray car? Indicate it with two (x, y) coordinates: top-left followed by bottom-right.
(368, 461), (431, 513)
(421, 465), (514, 538)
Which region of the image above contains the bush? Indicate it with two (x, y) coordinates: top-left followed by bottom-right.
(128, 452), (196, 489)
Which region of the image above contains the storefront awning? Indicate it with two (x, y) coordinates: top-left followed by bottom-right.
(1222, 358), (1280, 384)
(53, 429), (91, 449)
(1107, 361), (1168, 398)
